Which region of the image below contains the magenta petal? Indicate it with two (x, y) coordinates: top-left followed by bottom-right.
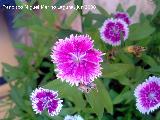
(36, 101), (44, 112)
(48, 99), (59, 114)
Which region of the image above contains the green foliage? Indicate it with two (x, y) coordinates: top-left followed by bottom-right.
(127, 5), (136, 17)
(128, 19), (155, 41)
(44, 79), (86, 111)
(54, 0), (71, 7)
(116, 4), (124, 12)
(62, 11), (79, 29)
(44, 79), (113, 120)
(96, 5), (109, 17)
(85, 79), (113, 119)
(2, 0), (160, 120)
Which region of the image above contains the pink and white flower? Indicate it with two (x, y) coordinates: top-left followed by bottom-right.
(134, 76), (160, 114)
(64, 114), (84, 120)
(51, 34), (103, 86)
(114, 12), (131, 25)
(100, 18), (129, 46)
(30, 87), (63, 116)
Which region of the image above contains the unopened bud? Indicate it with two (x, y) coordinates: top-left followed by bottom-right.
(125, 45), (146, 57)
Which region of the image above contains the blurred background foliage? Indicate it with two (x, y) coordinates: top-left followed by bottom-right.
(2, 0), (160, 119)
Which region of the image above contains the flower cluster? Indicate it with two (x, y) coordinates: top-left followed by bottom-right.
(134, 76), (160, 114)
(51, 34), (103, 86)
(29, 10), (158, 118)
(100, 12), (130, 46)
(30, 87), (63, 116)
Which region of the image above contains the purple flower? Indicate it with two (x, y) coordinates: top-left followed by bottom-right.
(30, 87), (63, 116)
(64, 114), (84, 120)
(100, 18), (129, 46)
(134, 76), (160, 114)
(114, 12), (131, 25)
(51, 34), (103, 86)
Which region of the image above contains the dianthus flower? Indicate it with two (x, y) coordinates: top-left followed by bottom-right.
(30, 87), (63, 116)
(100, 18), (129, 46)
(114, 12), (131, 25)
(64, 114), (84, 120)
(134, 76), (160, 114)
(51, 34), (103, 86)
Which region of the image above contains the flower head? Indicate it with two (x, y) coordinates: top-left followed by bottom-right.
(51, 34), (103, 86)
(100, 18), (129, 46)
(114, 12), (131, 25)
(134, 76), (160, 114)
(64, 115), (84, 120)
(30, 87), (63, 116)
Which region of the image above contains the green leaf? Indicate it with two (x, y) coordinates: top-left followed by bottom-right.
(118, 52), (134, 64)
(113, 90), (132, 104)
(10, 87), (27, 111)
(44, 79), (86, 111)
(83, 13), (92, 28)
(14, 43), (35, 52)
(137, 38), (151, 46)
(84, 12), (106, 23)
(85, 92), (104, 120)
(56, 29), (81, 38)
(133, 67), (149, 83)
(96, 5), (109, 17)
(2, 63), (24, 82)
(151, 0), (160, 20)
(39, 0), (57, 26)
(83, 12), (107, 28)
(127, 5), (136, 17)
(116, 76), (131, 86)
(85, 79), (113, 119)
(116, 4), (124, 12)
(129, 20), (155, 41)
(102, 63), (134, 78)
(139, 13), (146, 22)
(141, 54), (157, 67)
(74, 0), (83, 15)
(14, 15), (41, 28)
(85, 26), (106, 51)
(54, 0), (71, 7)
(146, 66), (160, 74)
(60, 108), (77, 116)
(63, 11), (79, 28)
(30, 25), (57, 37)
(15, 0), (35, 14)
(96, 79), (113, 114)
(29, 0), (37, 5)
(156, 111), (160, 120)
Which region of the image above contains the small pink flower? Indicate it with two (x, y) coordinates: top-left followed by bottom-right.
(100, 18), (129, 46)
(134, 76), (160, 114)
(30, 87), (63, 116)
(64, 114), (84, 120)
(51, 34), (103, 86)
(114, 12), (131, 25)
